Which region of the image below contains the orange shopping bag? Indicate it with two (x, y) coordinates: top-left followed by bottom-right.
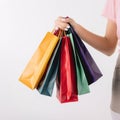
(19, 31), (61, 89)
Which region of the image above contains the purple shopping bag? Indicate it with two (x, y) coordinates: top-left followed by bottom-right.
(68, 25), (103, 85)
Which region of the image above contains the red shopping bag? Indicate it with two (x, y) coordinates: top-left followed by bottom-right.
(56, 35), (78, 103)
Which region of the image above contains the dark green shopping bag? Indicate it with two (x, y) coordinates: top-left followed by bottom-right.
(37, 39), (61, 96)
(68, 33), (90, 95)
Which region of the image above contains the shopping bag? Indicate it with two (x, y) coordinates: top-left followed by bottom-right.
(19, 32), (60, 89)
(68, 25), (103, 85)
(68, 33), (90, 95)
(56, 34), (78, 103)
(37, 39), (61, 96)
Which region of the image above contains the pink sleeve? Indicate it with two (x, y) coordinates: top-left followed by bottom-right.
(102, 0), (116, 22)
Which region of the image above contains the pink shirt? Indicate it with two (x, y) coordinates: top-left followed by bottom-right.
(102, 0), (120, 40)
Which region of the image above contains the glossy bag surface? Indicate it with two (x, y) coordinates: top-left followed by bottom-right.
(56, 35), (78, 103)
(19, 32), (59, 89)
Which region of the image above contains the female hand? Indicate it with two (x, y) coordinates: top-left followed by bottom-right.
(54, 16), (76, 31)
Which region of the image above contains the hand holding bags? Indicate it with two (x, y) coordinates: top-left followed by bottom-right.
(19, 25), (103, 103)
(19, 32), (60, 89)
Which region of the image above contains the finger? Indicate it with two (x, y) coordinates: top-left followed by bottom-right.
(55, 21), (68, 30)
(59, 23), (69, 30)
(58, 16), (66, 21)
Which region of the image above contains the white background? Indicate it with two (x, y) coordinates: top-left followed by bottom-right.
(0, 0), (118, 120)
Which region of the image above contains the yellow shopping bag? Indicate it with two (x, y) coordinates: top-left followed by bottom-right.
(19, 32), (60, 89)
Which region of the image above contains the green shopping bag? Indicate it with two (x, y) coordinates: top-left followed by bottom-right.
(68, 33), (90, 95)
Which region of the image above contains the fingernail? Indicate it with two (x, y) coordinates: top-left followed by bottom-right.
(67, 25), (70, 29)
(65, 28), (68, 31)
(55, 27), (59, 30)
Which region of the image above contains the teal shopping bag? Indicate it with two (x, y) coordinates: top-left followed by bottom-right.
(37, 39), (61, 96)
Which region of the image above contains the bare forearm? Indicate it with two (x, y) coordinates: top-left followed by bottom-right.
(72, 23), (117, 56)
